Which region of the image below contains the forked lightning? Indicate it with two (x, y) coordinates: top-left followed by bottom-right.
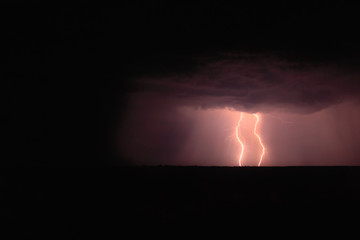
(235, 113), (265, 166)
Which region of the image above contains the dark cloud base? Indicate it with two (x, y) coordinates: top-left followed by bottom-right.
(134, 53), (360, 114)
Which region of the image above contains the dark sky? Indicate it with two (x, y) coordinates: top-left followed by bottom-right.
(4, 1), (360, 166)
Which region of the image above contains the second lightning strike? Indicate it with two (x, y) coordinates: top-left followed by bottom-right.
(253, 113), (265, 166)
(236, 113), (266, 166)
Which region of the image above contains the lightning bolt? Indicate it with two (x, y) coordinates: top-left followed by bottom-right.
(253, 113), (265, 166)
(235, 112), (245, 166)
(235, 112), (266, 166)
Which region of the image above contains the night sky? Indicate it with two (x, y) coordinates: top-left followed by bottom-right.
(5, 1), (360, 166)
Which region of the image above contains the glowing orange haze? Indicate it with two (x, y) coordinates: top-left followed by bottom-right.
(119, 101), (360, 166)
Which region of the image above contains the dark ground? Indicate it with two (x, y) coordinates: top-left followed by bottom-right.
(1, 166), (359, 238)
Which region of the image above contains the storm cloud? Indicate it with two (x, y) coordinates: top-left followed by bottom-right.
(117, 53), (360, 166)
(133, 53), (360, 113)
